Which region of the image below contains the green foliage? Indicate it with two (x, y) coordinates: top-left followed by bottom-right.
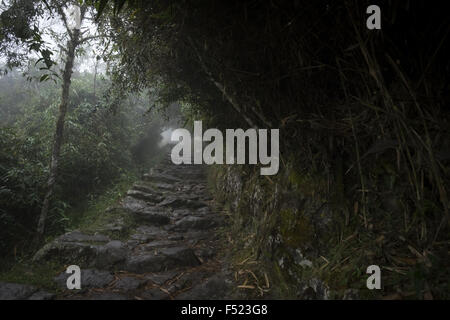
(101, 0), (449, 299)
(0, 0), (55, 74)
(0, 260), (63, 290)
(0, 71), (157, 258)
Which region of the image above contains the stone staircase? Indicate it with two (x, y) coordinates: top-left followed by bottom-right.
(0, 154), (233, 300)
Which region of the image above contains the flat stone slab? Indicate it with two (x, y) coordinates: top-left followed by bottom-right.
(126, 189), (163, 203)
(133, 208), (170, 225)
(28, 290), (56, 300)
(113, 277), (146, 291)
(138, 288), (170, 300)
(172, 216), (218, 231)
(130, 226), (168, 241)
(88, 292), (129, 300)
(94, 240), (127, 268)
(0, 282), (38, 300)
(158, 197), (207, 210)
(122, 196), (150, 212)
(175, 274), (233, 300)
(131, 183), (162, 195)
(142, 240), (177, 250)
(143, 172), (179, 184)
(125, 247), (200, 273)
(145, 271), (179, 285)
(57, 231), (110, 243)
(33, 233), (125, 269)
(153, 182), (177, 191)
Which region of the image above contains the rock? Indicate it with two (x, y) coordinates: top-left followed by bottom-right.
(23, 153), (230, 300)
(136, 225), (168, 236)
(122, 196), (171, 225)
(153, 182), (176, 191)
(131, 184), (162, 195)
(142, 240), (176, 250)
(126, 189), (163, 203)
(195, 247), (217, 261)
(130, 234), (155, 243)
(292, 249), (313, 268)
(132, 208), (170, 225)
(196, 206), (212, 215)
(129, 226), (167, 243)
(172, 216), (218, 231)
(33, 232), (128, 270)
(167, 234), (184, 241)
(138, 288), (170, 300)
(102, 217), (126, 233)
(172, 209), (191, 219)
(88, 292), (128, 300)
(28, 290), (55, 300)
(343, 289), (360, 300)
(143, 172), (179, 184)
(125, 247), (200, 273)
(122, 196), (149, 212)
(94, 240), (127, 268)
(54, 269), (114, 289)
(33, 238), (100, 266)
(145, 271), (178, 285)
(158, 197), (207, 210)
(58, 231), (110, 243)
(114, 277), (146, 291)
(0, 282), (38, 300)
(125, 255), (173, 273)
(175, 274), (232, 300)
(297, 278), (330, 300)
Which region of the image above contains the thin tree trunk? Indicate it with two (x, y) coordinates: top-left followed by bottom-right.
(37, 29), (80, 236)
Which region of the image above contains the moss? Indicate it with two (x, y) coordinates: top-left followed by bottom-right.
(288, 169), (327, 199)
(279, 209), (313, 248)
(81, 207), (137, 241)
(65, 174), (137, 240)
(0, 261), (64, 292)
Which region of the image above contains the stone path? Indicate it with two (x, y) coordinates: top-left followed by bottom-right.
(0, 154), (233, 300)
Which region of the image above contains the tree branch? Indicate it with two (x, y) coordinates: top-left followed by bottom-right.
(55, 3), (73, 40)
(188, 37), (258, 129)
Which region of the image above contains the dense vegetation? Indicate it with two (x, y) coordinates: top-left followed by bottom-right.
(96, 0), (449, 298)
(0, 0), (448, 299)
(0, 68), (168, 258)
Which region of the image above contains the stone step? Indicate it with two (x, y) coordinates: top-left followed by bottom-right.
(126, 189), (163, 203)
(143, 172), (180, 184)
(124, 246), (200, 273)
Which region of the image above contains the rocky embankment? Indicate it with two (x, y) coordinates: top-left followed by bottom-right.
(0, 155), (233, 300)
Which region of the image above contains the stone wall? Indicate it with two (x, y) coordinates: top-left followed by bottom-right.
(210, 164), (336, 299)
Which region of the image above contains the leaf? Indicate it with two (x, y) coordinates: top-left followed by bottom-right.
(96, 0), (109, 20)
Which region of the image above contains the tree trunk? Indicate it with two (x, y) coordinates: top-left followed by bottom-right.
(37, 29), (80, 237)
